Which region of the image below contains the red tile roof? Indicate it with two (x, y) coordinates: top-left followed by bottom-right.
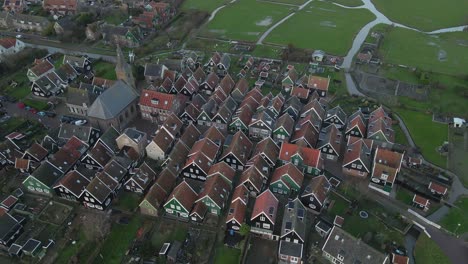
(189, 138), (219, 161)
(14, 158), (30, 170)
(413, 194), (429, 207)
(226, 199), (246, 225)
(25, 143), (48, 161)
(233, 78), (249, 95)
(203, 126), (225, 145)
(221, 131), (252, 165)
(30, 60), (54, 77)
(0, 38), (17, 49)
(166, 181), (197, 211)
(155, 168), (177, 191)
(307, 75), (330, 91)
(291, 86), (310, 100)
(55, 170), (91, 197)
(239, 166), (263, 193)
(279, 143), (322, 168)
(143, 184), (168, 209)
(139, 89), (175, 110)
(334, 215), (344, 227)
(251, 137), (279, 166)
(207, 162), (236, 183)
(304, 175), (330, 205)
(428, 182), (448, 195)
(346, 114), (367, 136)
(231, 184), (249, 205)
(196, 175), (230, 208)
(271, 163), (304, 189)
(190, 201), (208, 219)
(392, 253), (409, 264)
(1, 195), (18, 209)
(251, 190), (279, 224)
(92, 77), (115, 88)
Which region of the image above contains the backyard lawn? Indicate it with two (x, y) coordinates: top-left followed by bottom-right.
(393, 123), (409, 146)
(200, 0), (292, 42)
(113, 192), (141, 212)
(94, 215), (143, 264)
(55, 230), (97, 264)
(151, 220), (188, 250)
(267, 0), (308, 5)
(371, 0), (468, 31)
(93, 61), (117, 80)
(440, 196), (468, 236)
(23, 98), (49, 110)
(1, 70), (31, 100)
(214, 246), (241, 264)
(395, 109), (447, 168)
(265, 1), (375, 55)
(376, 24), (468, 76)
(395, 187), (413, 205)
(414, 234), (450, 264)
(182, 0), (229, 12)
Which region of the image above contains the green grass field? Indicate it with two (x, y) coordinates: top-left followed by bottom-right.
(393, 123), (409, 146)
(182, 0), (228, 12)
(395, 187), (413, 205)
(325, 0), (363, 7)
(448, 128), (468, 187)
(93, 61), (117, 80)
(265, 0), (307, 5)
(414, 234), (450, 264)
(376, 25), (468, 76)
(214, 246), (241, 264)
(201, 0), (292, 42)
(265, 1), (375, 55)
(440, 196), (468, 236)
(371, 0), (468, 31)
(396, 109), (447, 168)
(114, 192), (141, 212)
(94, 216), (143, 264)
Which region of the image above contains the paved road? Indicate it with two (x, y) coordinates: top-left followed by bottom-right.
(2, 100), (60, 129)
(344, 72), (365, 96)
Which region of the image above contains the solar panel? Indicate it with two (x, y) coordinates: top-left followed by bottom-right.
(297, 208), (304, 218)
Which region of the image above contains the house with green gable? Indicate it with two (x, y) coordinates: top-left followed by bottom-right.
(195, 175), (231, 215)
(279, 143), (323, 175)
(164, 181), (198, 219)
(23, 162), (63, 195)
(269, 163), (304, 195)
(273, 113), (294, 144)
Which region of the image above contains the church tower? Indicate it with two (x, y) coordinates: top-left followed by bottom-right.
(115, 44), (136, 90)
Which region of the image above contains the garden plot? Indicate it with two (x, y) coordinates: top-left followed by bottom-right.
(264, 1), (375, 55)
(200, 0), (292, 42)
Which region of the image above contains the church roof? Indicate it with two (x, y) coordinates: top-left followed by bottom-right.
(87, 80), (138, 120)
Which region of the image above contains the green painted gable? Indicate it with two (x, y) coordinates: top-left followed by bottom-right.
(282, 76), (293, 85)
(199, 196), (221, 215)
(270, 179), (290, 194)
(23, 176), (51, 194)
(283, 175), (300, 191)
(290, 153), (304, 167)
(369, 131), (388, 142)
(273, 127), (290, 137)
(229, 119), (248, 131)
(198, 112), (211, 122)
(164, 198), (189, 215)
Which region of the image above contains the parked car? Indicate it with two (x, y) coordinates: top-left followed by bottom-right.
(37, 111), (46, 117)
(74, 120), (87, 126)
(0, 115), (11, 123)
(16, 102), (25, 109)
(29, 108), (38, 114)
(44, 111), (56, 117)
(24, 106), (31, 111)
(60, 115), (76, 123)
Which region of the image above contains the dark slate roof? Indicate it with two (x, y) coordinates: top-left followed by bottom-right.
(21, 238), (41, 253)
(97, 126), (120, 153)
(279, 240), (303, 258)
(144, 63), (165, 77)
(322, 227), (389, 264)
(0, 209), (21, 243)
(30, 162), (63, 187)
(66, 84), (104, 106)
(58, 123), (97, 142)
(281, 198), (306, 241)
(87, 80), (138, 120)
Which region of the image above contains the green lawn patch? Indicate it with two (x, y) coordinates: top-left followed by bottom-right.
(23, 99), (49, 110)
(102, 11), (128, 25)
(151, 221), (188, 250)
(371, 0), (468, 31)
(182, 0), (228, 12)
(376, 24), (468, 76)
(214, 246), (241, 264)
(265, 1), (375, 55)
(395, 187), (413, 205)
(55, 230), (97, 264)
(54, 54), (64, 68)
(1, 70), (31, 100)
(440, 196), (468, 236)
(266, 0), (307, 5)
(201, 0), (292, 42)
(251, 45), (283, 59)
(396, 109), (447, 168)
(94, 215), (143, 264)
(113, 192), (141, 212)
(414, 234), (450, 264)
(93, 61), (117, 80)
(448, 128), (468, 187)
(393, 123), (409, 146)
